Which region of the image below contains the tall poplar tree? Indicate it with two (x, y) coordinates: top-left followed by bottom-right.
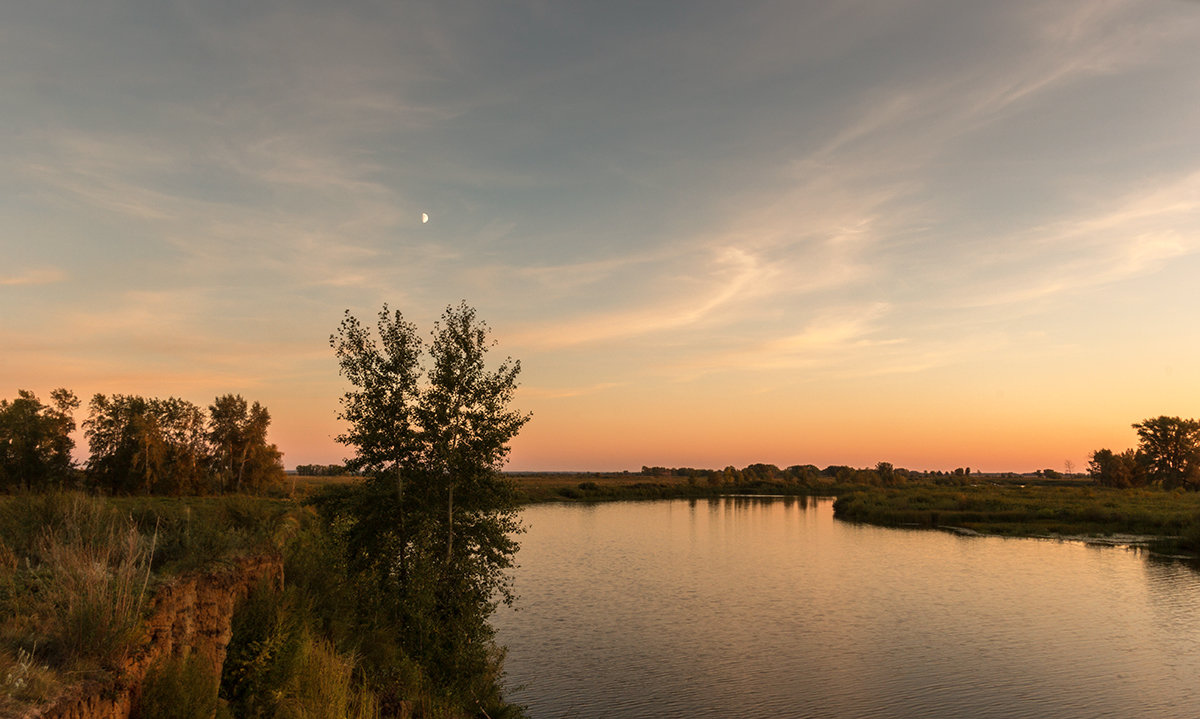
(322, 301), (529, 700)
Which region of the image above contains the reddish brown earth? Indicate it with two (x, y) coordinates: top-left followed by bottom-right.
(19, 555), (282, 719)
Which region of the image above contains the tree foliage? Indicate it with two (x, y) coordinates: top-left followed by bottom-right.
(1090, 416), (1200, 490)
(208, 394), (285, 494)
(318, 301), (529, 705)
(83, 393), (284, 495)
(1133, 416), (1200, 489)
(84, 395), (205, 494)
(0, 388), (80, 491)
(1088, 448), (1148, 489)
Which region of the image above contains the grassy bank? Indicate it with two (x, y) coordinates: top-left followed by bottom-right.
(507, 473), (1200, 556)
(506, 472), (851, 503)
(0, 492), (520, 718)
(832, 484), (1200, 552)
(0, 493), (296, 714)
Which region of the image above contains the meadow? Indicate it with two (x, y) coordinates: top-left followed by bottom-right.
(831, 483), (1200, 552)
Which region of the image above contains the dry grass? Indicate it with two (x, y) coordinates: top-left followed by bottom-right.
(37, 501), (153, 672)
(0, 494), (155, 676)
(0, 492), (296, 712)
(1, 646), (58, 704)
(284, 638), (378, 719)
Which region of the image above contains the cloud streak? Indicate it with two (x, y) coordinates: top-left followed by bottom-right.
(0, 268), (66, 286)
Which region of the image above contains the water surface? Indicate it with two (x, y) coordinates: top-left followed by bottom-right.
(492, 497), (1200, 718)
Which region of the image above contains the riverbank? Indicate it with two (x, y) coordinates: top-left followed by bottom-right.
(0, 493), (518, 719)
(831, 484), (1200, 555)
(506, 472), (853, 503)
(504, 474), (1200, 556)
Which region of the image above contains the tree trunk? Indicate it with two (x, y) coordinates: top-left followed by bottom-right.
(397, 464), (408, 589)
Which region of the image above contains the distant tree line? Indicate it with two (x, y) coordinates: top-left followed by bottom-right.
(639, 462), (977, 487)
(0, 388), (286, 495)
(294, 463), (357, 476)
(1090, 416), (1200, 489)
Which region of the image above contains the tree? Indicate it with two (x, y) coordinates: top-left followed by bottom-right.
(418, 304), (528, 565)
(84, 394), (208, 494)
(1132, 416), (1200, 489)
(875, 461), (902, 486)
(1088, 448), (1148, 488)
(208, 394), (286, 494)
(320, 302), (529, 701)
(0, 388), (80, 491)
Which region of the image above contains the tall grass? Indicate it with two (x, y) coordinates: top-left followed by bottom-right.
(221, 579), (379, 719)
(38, 497), (154, 671)
(0, 492), (294, 711)
(284, 638), (378, 719)
(0, 494), (154, 674)
(132, 654), (221, 719)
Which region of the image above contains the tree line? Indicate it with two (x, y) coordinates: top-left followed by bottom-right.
(294, 462), (357, 476)
(1090, 416), (1200, 489)
(639, 462), (977, 487)
(0, 389), (285, 495)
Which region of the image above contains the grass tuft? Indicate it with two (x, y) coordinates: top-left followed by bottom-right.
(132, 653), (221, 719)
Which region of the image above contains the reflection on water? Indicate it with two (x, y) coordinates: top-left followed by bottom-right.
(492, 497), (1200, 719)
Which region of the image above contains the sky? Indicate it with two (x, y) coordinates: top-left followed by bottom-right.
(3, 0), (1200, 473)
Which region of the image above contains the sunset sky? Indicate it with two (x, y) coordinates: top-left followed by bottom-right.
(4, 1), (1200, 472)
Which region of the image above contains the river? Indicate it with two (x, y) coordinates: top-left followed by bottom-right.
(491, 496), (1200, 718)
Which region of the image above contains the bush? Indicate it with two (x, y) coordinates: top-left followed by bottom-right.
(133, 654), (220, 719)
(221, 579), (379, 719)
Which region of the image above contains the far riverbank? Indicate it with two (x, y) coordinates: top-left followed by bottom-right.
(294, 472), (1200, 556)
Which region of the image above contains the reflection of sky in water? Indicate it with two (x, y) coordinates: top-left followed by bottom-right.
(493, 498), (1200, 718)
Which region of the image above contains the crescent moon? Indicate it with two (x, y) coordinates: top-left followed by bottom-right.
(421, 212), (429, 224)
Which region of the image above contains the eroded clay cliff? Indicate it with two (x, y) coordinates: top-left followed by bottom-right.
(20, 554), (282, 719)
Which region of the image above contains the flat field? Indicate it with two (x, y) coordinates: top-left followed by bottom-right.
(833, 484), (1200, 543)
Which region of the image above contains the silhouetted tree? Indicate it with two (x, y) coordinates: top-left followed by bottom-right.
(208, 394), (285, 494)
(876, 461), (898, 486)
(0, 388), (79, 491)
(318, 301), (529, 700)
(84, 394), (207, 494)
(1088, 448), (1148, 488)
(1133, 416), (1200, 489)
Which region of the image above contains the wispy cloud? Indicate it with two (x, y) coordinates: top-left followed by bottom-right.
(510, 246), (768, 348)
(0, 268), (66, 286)
(664, 303), (900, 378)
(958, 170), (1200, 309)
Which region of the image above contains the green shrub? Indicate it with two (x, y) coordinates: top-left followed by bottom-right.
(222, 579), (380, 719)
(133, 653), (220, 719)
(283, 638), (377, 719)
(221, 580), (305, 718)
